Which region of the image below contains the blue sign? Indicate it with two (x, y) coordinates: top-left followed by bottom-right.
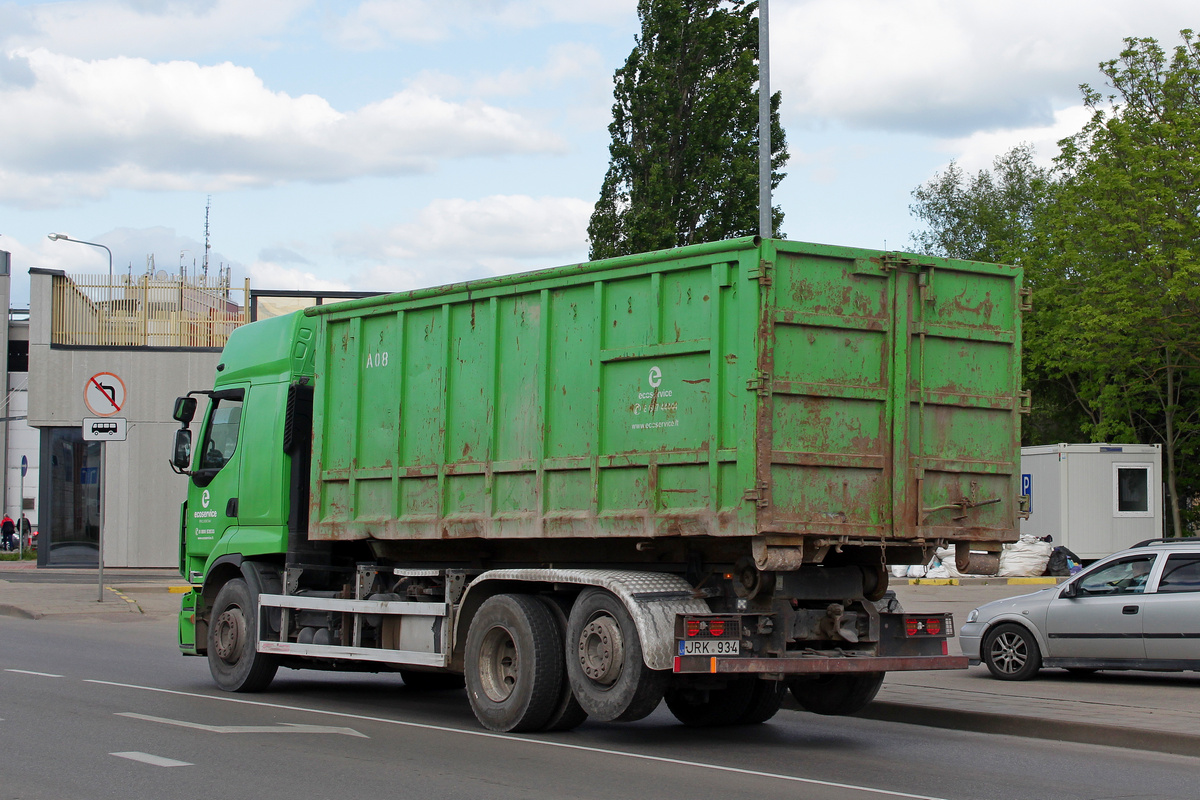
(1021, 473), (1032, 512)
(80, 467), (99, 485)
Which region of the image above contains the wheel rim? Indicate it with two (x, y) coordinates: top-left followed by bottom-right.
(577, 613), (624, 686)
(213, 606), (246, 665)
(478, 625), (519, 703)
(989, 631), (1028, 674)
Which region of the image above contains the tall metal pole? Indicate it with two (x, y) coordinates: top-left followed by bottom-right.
(758, 0), (771, 238)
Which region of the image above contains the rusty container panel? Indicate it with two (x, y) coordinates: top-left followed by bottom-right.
(761, 240), (1024, 545)
(308, 239), (765, 542)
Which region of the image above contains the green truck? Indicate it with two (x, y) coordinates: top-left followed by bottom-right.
(171, 236), (1026, 732)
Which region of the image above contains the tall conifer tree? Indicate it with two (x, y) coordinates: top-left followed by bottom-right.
(588, 0), (787, 259)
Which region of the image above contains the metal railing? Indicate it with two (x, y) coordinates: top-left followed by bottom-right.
(51, 274), (251, 348)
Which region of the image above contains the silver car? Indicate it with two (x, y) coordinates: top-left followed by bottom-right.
(960, 539), (1200, 679)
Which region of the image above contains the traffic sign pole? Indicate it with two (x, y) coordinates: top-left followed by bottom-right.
(98, 442), (105, 602)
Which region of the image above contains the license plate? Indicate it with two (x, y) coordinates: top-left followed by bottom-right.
(679, 639), (740, 656)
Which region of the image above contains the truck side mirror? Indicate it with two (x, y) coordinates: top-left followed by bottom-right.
(172, 429), (193, 470)
(173, 396), (198, 425)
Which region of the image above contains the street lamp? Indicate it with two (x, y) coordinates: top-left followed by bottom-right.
(47, 232), (114, 602)
(47, 233), (113, 285)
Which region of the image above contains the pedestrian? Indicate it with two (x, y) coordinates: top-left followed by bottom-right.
(19, 514), (31, 550)
(0, 513), (13, 552)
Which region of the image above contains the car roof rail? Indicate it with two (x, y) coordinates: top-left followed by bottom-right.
(1130, 537), (1198, 548)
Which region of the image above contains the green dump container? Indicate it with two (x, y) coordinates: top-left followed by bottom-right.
(308, 237), (1024, 557)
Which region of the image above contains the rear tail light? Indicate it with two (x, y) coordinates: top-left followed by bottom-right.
(681, 617), (741, 638)
(904, 615), (953, 637)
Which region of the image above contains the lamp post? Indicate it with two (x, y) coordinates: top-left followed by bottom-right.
(47, 233), (112, 285)
(758, 0), (771, 239)
(47, 232), (113, 602)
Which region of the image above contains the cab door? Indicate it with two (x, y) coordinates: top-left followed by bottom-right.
(183, 387), (246, 580)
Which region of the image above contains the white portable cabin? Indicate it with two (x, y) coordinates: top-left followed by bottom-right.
(1019, 443), (1162, 560)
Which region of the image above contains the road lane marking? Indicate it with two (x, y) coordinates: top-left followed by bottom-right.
(87, 680), (951, 800)
(117, 712), (367, 737)
(111, 752), (192, 767)
(5, 669), (63, 677)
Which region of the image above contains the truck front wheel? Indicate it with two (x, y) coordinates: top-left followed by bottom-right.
(787, 672), (884, 716)
(207, 578), (278, 692)
(565, 589), (665, 722)
(464, 594), (563, 732)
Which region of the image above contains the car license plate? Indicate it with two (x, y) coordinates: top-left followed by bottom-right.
(679, 639), (740, 656)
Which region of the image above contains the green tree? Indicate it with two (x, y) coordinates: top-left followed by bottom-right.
(588, 0), (788, 260)
(908, 143), (1051, 266)
(1038, 31), (1200, 537)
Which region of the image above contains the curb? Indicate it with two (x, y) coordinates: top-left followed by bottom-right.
(898, 577), (1063, 586)
(853, 701), (1200, 759)
(0, 604), (41, 620)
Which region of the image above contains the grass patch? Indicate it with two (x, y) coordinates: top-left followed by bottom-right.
(0, 550), (37, 561)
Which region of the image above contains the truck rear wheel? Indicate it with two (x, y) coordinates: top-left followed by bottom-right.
(207, 578), (278, 692)
(538, 596), (589, 732)
(787, 672), (884, 716)
(665, 678), (787, 727)
(739, 678), (788, 724)
(464, 594), (563, 732)
(565, 589), (665, 723)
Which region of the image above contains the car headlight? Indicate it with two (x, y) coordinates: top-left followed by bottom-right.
(966, 609), (979, 624)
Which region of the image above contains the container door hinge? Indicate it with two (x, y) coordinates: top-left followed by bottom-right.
(1018, 390), (1032, 414)
(746, 372), (771, 396)
(748, 259), (773, 285)
(744, 482), (771, 508)
(1018, 287), (1033, 312)
(879, 254), (933, 271)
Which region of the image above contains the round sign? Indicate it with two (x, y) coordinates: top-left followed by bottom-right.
(20, 455), (27, 477)
(84, 372), (127, 417)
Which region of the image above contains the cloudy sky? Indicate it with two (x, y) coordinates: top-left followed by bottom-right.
(0, 0), (1194, 305)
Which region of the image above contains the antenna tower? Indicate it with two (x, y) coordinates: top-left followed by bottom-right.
(203, 195), (212, 281)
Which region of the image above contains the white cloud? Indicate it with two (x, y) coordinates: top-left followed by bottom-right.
(336, 194), (591, 291)
(937, 105), (1094, 172)
(773, 0), (1197, 134)
(1, 0), (304, 61)
(334, 0), (636, 49)
(248, 261), (352, 292)
(0, 50), (563, 206)
(470, 44), (606, 98)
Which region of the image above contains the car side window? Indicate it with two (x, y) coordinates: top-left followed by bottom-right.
(1076, 555), (1156, 595)
(1156, 554), (1200, 594)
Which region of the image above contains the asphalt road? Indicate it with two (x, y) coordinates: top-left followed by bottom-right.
(3, 615), (1199, 800)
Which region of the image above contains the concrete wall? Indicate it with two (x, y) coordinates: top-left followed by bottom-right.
(28, 268), (222, 567)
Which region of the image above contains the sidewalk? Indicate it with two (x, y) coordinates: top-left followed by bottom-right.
(0, 562), (187, 618)
(2, 566), (1197, 757)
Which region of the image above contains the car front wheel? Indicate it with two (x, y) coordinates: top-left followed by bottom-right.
(982, 623), (1042, 680)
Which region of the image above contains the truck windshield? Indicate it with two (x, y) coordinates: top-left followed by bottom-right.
(199, 399), (243, 471)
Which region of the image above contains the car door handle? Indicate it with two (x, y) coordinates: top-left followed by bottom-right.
(1122, 605), (1139, 615)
